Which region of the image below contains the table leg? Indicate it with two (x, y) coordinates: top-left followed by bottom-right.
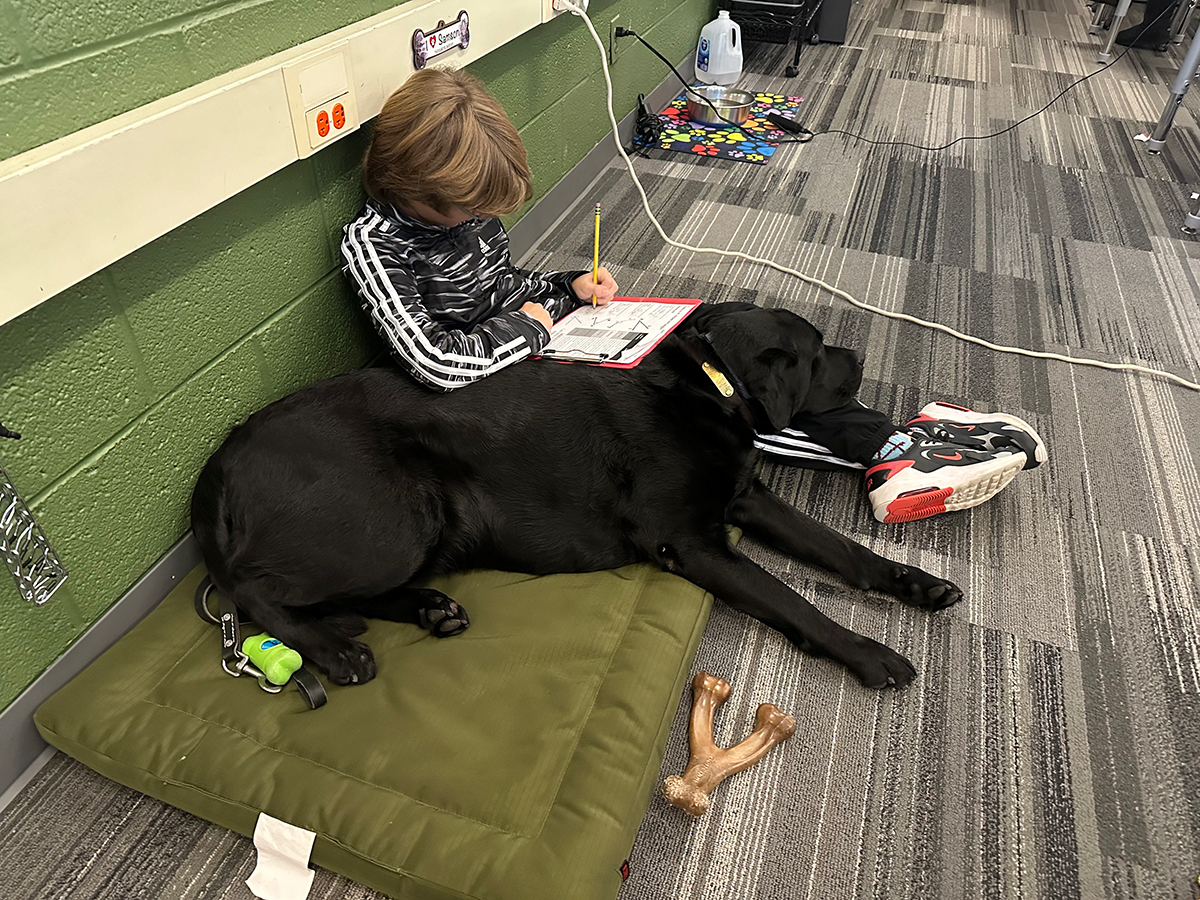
(1183, 192), (1200, 235)
(1171, 0), (1197, 42)
(1098, 0), (1134, 61)
(1088, 1), (1112, 35)
(1143, 26), (1200, 151)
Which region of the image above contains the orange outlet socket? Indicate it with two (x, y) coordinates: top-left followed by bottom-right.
(300, 91), (357, 153)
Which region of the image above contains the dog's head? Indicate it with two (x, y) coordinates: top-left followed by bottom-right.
(684, 302), (863, 432)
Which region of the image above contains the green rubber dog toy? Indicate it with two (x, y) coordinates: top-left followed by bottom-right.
(242, 633), (303, 685)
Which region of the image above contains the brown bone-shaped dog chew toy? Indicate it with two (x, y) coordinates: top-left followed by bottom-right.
(661, 671), (797, 817)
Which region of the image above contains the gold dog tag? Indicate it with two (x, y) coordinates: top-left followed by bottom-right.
(701, 362), (735, 398)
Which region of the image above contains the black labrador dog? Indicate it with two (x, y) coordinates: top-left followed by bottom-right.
(191, 302), (961, 690)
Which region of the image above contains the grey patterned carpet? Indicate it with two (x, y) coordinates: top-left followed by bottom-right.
(4, 0), (1200, 897)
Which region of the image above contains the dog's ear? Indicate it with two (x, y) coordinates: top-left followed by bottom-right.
(683, 301), (759, 333)
(744, 347), (807, 433)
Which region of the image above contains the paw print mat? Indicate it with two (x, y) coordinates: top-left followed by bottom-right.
(656, 92), (804, 165)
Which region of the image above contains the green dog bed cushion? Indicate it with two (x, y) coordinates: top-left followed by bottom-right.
(35, 562), (714, 900)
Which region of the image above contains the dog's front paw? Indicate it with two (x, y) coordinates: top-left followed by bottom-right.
(880, 565), (963, 611)
(321, 639), (377, 686)
(846, 635), (916, 689)
(418, 595), (470, 638)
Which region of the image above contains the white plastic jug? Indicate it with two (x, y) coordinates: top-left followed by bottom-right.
(695, 11), (743, 86)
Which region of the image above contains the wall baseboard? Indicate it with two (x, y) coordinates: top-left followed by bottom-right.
(0, 54), (688, 806)
(0, 746), (56, 816)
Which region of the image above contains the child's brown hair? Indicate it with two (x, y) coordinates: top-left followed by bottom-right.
(362, 67), (532, 219)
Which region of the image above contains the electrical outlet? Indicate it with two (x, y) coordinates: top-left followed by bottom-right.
(609, 15), (632, 65)
(282, 47), (359, 158)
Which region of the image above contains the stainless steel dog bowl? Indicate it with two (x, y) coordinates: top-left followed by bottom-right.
(686, 85), (755, 126)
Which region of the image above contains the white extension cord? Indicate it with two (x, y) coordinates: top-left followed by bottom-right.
(559, 0), (1200, 394)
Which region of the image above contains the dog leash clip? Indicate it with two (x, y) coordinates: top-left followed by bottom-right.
(196, 575), (327, 708)
(219, 655), (284, 694)
(256, 674), (285, 694)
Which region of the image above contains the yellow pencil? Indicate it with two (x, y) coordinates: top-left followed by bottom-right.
(592, 203), (601, 308)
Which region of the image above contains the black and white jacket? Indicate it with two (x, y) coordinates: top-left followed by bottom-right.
(341, 200), (587, 391)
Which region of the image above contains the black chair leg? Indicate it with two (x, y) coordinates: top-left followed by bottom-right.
(785, 25), (803, 75)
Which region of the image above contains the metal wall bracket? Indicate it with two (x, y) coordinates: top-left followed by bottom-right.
(0, 462), (67, 605)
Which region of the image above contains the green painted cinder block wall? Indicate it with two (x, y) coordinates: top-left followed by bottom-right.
(0, 0), (715, 710)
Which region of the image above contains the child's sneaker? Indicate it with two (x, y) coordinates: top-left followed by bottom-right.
(865, 439), (1027, 523)
(906, 401), (1047, 470)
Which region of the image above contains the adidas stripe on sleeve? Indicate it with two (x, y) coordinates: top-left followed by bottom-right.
(341, 211), (550, 391)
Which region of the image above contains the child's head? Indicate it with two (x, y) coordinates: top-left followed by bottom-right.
(362, 68), (533, 220)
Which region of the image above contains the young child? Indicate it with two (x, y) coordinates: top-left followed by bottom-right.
(340, 68), (1046, 523)
(340, 67), (617, 391)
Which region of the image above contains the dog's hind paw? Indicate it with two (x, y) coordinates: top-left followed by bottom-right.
(883, 565), (963, 611)
(418, 594), (470, 638)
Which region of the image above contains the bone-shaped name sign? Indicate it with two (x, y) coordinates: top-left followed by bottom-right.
(662, 671), (797, 817)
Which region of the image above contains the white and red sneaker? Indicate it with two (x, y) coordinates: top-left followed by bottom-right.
(906, 402), (1048, 470)
(865, 438), (1027, 524)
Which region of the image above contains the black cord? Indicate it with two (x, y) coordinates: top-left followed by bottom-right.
(0, 422), (20, 440)
(618, 7), (1178, 152)
(631, 92), (666, 156)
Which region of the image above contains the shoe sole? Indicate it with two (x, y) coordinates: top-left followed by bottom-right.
(875, 451), (1026, 523)
(917, 401), (1048, 467)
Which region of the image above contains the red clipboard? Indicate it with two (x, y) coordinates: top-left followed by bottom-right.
(536, 296), (702, 368)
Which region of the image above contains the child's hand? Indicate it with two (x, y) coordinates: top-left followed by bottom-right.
(520, 302), (554, 332)
(572, 267), (617, 306)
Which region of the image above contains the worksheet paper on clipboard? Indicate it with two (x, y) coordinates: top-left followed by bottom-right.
(536, 297), (702, 368)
